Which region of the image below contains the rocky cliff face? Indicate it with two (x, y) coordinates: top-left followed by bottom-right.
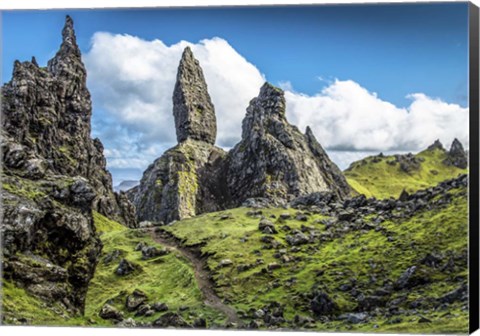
(133, 48), (228, 223)
(227, 83), (350, 205)
(1, 16), (135, 314)
(1, 16), (136, 228)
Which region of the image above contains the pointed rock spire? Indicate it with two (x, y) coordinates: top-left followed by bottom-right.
(444, 138), (468, 169)
(173, 46), (217, 144)
(60, 15), (81, 57)
(47, 15), (84, 77)
(427, 139), (444, 151)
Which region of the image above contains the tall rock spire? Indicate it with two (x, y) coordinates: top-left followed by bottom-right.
(173, 47), (217, 144)
(48, 15), (86, 82)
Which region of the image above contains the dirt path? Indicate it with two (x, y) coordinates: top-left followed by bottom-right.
(150, 229), (241, 326)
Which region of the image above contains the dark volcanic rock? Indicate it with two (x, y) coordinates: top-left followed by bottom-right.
(427, 139), (444, 151)
(0, 18), (113, 315)
(99, 304), (123, 321)
(125, 289), (148, 311)
(310, 291), (339, 317)
(116, 259), (139, 276)
(444, 138), (468, 169)
(1, 16), (136, 229)
(173, 47), (216, 144)
(153, 312), (191, 328)
(132, 47), (229, 223)
(132, 139), (228, 223)
(227, 83), (350, 206)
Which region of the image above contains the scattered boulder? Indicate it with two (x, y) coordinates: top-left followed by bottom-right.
(259, 219), (277, 234)
(310, 291), (339, 317)
(153, 312), (191, 328)
(338, 312), (369, 324)
(141, 246), (169, 260)
(99, 304), (123, 321)
(438, 283), (468, 304)
(394, 266), (429, 289)
(286, 232), (309, 246)
(125, 289), (148, 311)
(115, 259), (139, 276)
(152, 302), (169, 312)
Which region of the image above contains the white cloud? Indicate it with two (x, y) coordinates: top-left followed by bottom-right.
(84, 33), (468, 182)
(285, 80), (469, 152)
(84, 32), (265, 148)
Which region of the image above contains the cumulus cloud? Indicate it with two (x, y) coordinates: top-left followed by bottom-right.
(84, 33), (468, 183)
(285, 80), (469, 152)
(85, 32), (265, 146)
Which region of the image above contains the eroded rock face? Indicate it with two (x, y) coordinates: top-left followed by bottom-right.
(444, 138), (468, 169)
(133, 139), (228, 223)
(133, 50), (351, 223)
(1, 16), (136, 228)
(227, 83), (350, 205)
(173, 47), (217, 144)
(1, 16), (134, 314)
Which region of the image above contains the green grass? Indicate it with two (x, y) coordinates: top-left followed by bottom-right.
(345, 148), (467, 199)
(83, 212), (226, 327)
(163, 186), (468, 333)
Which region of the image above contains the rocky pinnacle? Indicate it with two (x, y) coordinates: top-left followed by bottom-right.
(445, 138), (468, 169)
(173, 47), (217, 144)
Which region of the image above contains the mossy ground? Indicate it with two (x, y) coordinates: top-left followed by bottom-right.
(1, 154), (469, 333)
(84, 212), (225, 327)
(345, 148), (467, 199)
(163, 186), (468, 333)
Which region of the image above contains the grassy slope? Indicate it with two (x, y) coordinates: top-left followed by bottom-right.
(164, 186), (468, 333)
(84, 212), (225, 327)
(344, 148), (467, 199)
(2, 212), (224, 326)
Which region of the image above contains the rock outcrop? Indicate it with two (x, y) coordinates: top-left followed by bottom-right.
(444, 138), (468, 169)
(173, 47), (217, 145)
(1, 16), (135, 314)
(1, 16), (136, 228)
(133, 51), (351, 223)
(132, 49), (228, 223)
(132, 140), (228, 223)
(227, 83), (350, 204)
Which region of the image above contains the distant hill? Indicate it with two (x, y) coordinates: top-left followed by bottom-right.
(344, 140), (468, 199)
(114, 180), (139, 192)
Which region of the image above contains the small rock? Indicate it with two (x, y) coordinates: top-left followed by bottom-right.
(152, 302), (169, 312)
(218, 259), (233, 268)
(99, 304), (123, 321)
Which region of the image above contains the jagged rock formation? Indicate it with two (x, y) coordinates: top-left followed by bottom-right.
(1, 16), (135, 314)
(133, 51), (351, 223)
(1, 16), (136, 228)
(132, 49), (228, 223)
(444, 138), (468, 169)
(427, 139), (444, 151)
(227, 83), (351, 204)
(173, 47), (217, 145)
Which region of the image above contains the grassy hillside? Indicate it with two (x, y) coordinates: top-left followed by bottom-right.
(345, 148), (467, 199)
(3, 180), (468, 333)
(163, 182), (468, 333)
(85, 212), (226, 327)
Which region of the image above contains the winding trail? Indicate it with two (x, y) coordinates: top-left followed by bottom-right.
(150, 228), (241, 326)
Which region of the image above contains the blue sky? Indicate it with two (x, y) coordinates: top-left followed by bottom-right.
(1, 4), (470, 184)
(2, 3), (469, 106)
